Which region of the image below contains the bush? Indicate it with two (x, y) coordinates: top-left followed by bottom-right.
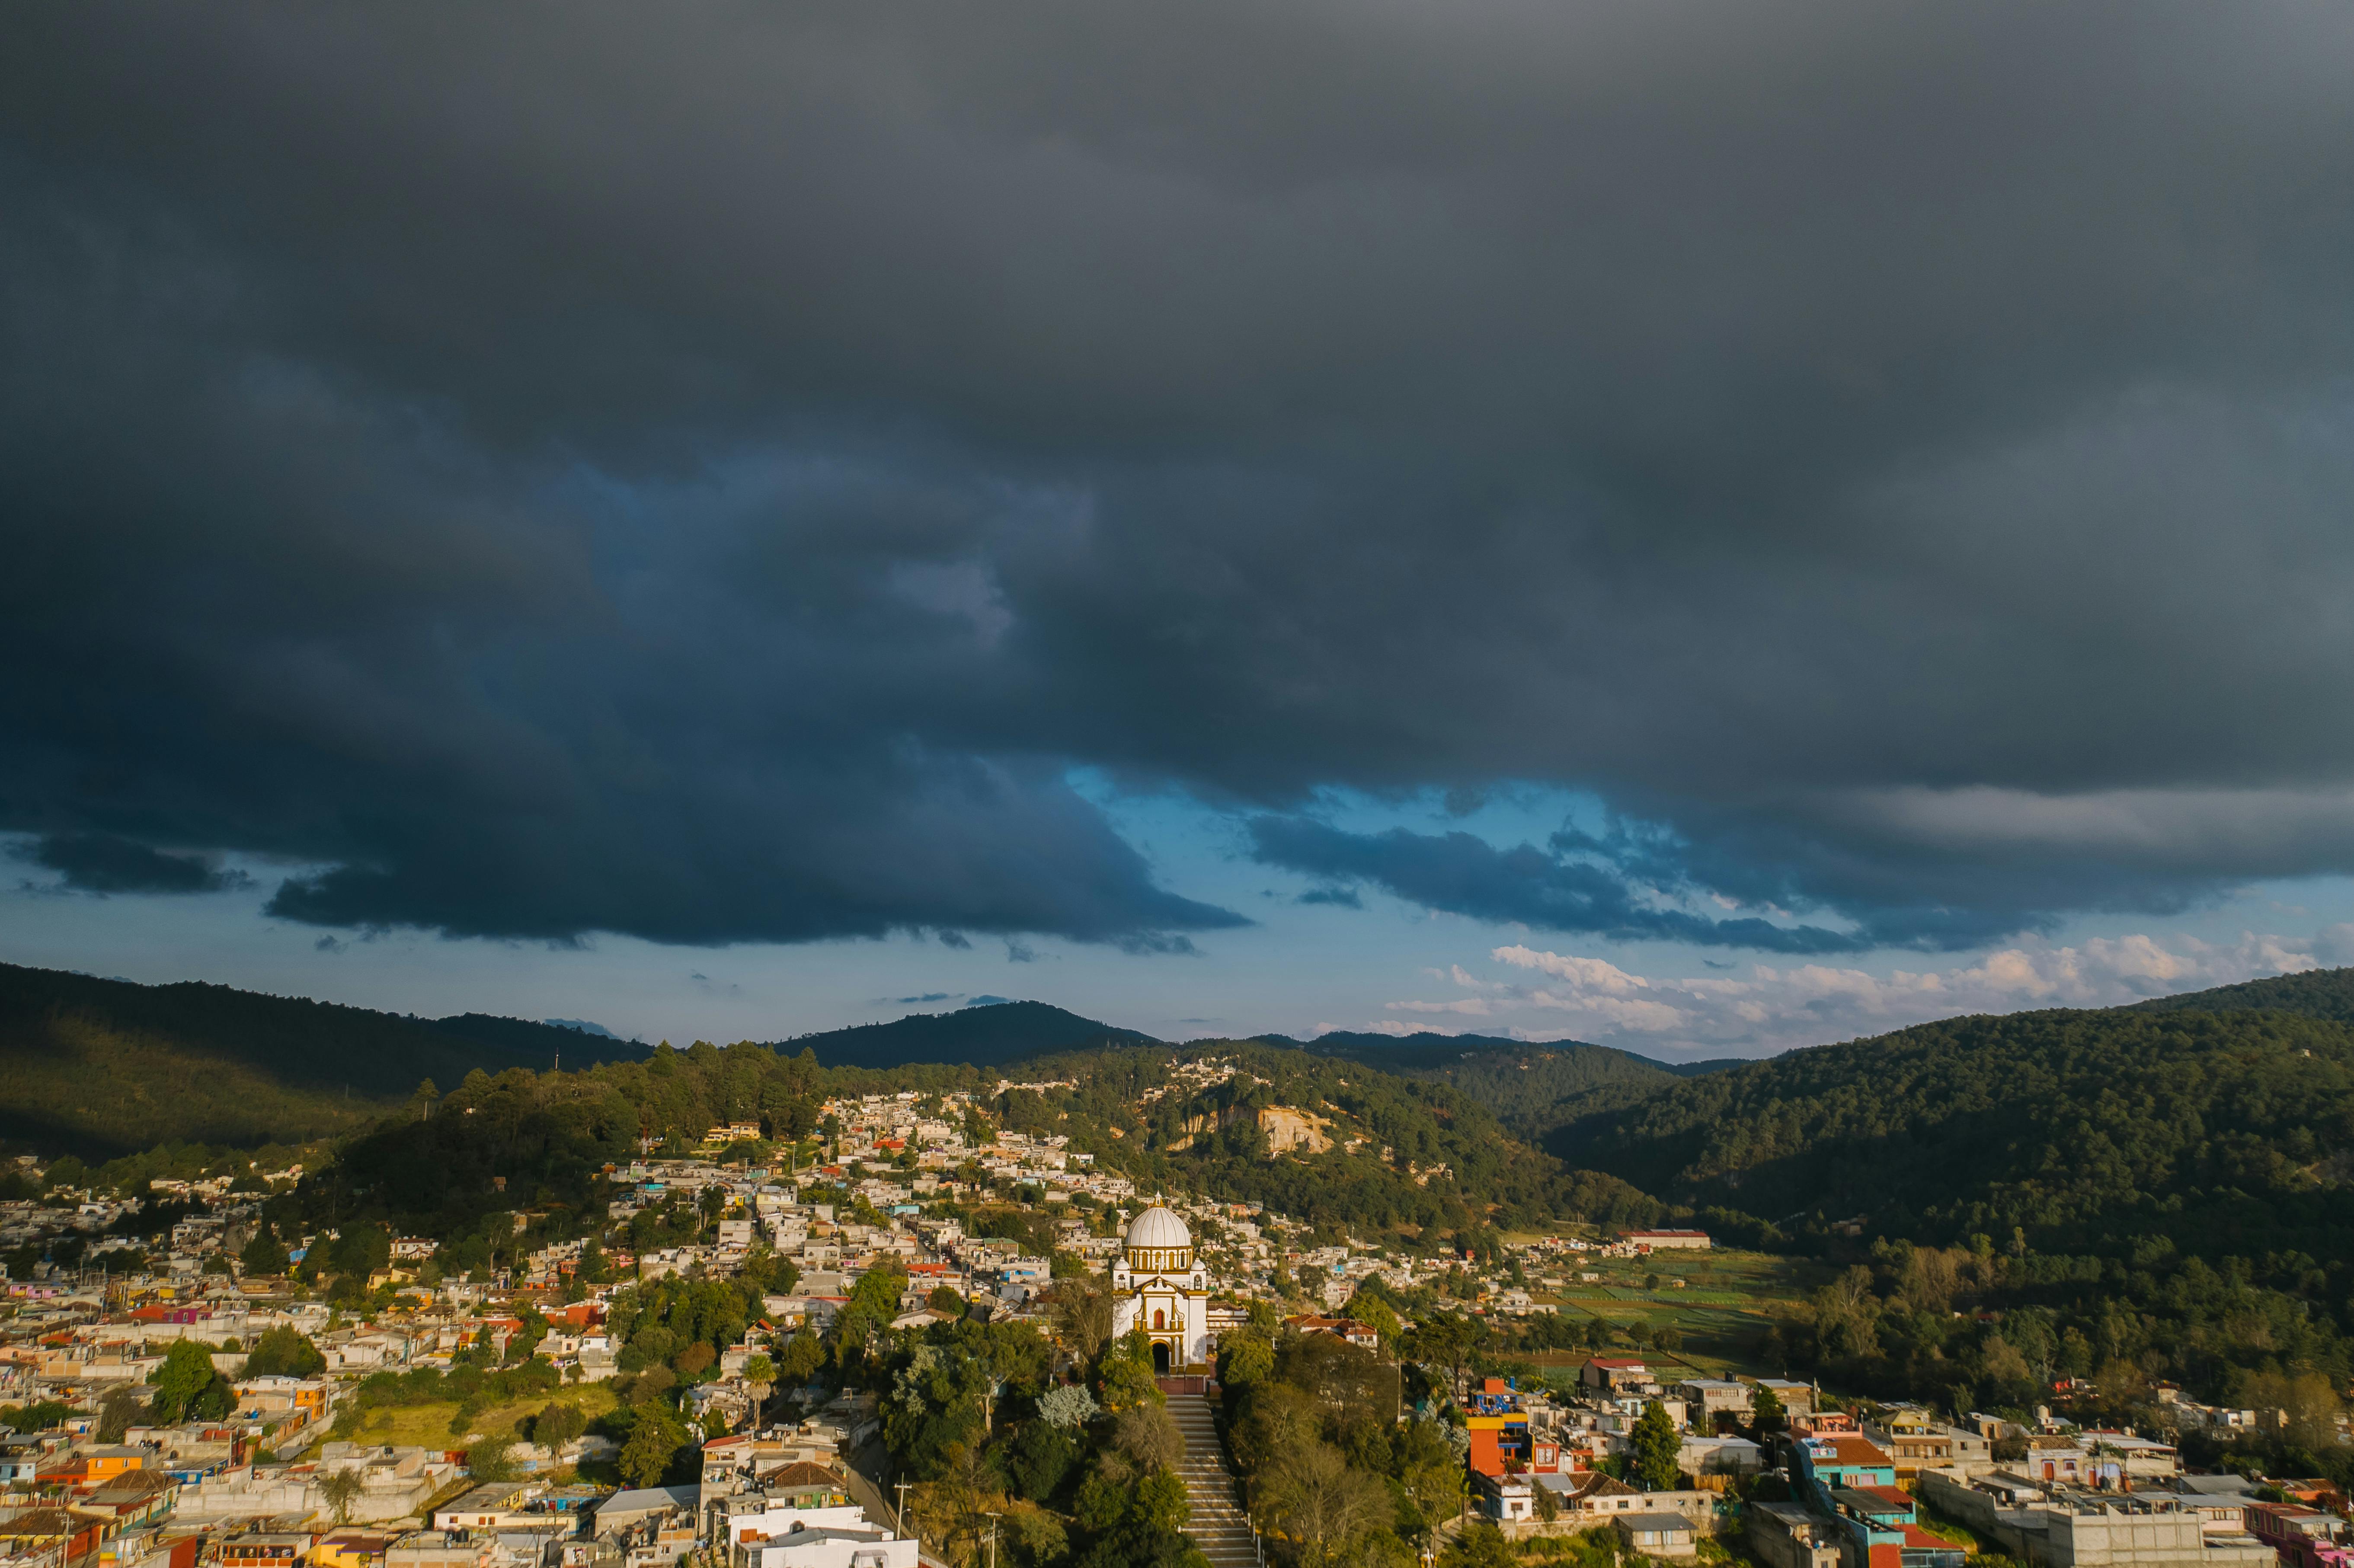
(533, 1402), (588, 1449)
(244, 1326), (327, 1379)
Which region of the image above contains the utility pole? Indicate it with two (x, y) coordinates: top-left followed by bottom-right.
(985, 1511), (1002, 1568)
(893, 1477), (912, 1541)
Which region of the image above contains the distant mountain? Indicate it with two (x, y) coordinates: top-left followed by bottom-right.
(2127, 965), (2354, 1023)
(1266, 1028), (1559, 1067)
(771, 1000), (1157, 1071)
(1261, 1030), (1739, 1137)
(425, 1012), (647, 1067)
(1274, 1028), (1736, 1075)
(1646, 1055), (1750, 1077)
(543, 1017), (623, 1038)
(0, 962), (642, 1157)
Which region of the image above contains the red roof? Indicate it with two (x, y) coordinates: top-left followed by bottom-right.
(766, 1461), (847, 1491)
(1813, 1436), (1895, 1467)
(1283, 1316), (1377, 1340)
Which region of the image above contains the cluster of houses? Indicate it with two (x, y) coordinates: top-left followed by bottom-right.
(1453, 1356), (2350, 1568)
(395, 1413), (921, 1568)
(0, 1088), (1364, 1568)
(0, 1316), (917, 1568)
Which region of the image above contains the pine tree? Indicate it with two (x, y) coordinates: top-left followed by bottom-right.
(1632, 1399), (1681, 1491)
(618, 1407), (686, 1487)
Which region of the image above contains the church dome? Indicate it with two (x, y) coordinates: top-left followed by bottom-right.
(1126, 1205), (1192, 1251)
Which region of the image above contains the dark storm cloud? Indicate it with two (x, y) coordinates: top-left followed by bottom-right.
(1252, 814), (2048, 951)
(24, 833), (249, 896)
(1248, 817), (1877, 953)
(7, 1), (2354, 947)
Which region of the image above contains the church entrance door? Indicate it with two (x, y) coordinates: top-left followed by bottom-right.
(1152, 1341), (1171, 1374)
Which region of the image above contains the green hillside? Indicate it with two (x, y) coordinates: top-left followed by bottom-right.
(2129, 964), (2354, 1022)
(0, 963), (643, 1156)
(1551, 1005), (2354, 1261)
(1269, 1031), (1739, 1138)
(1317, 1036), (1675, 1137)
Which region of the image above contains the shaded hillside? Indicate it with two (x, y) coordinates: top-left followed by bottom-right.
(0, 964), (641, 1156)
(427, 1012), (647, 1066)
(1551, 1006), (2354, 1262)
(771, 1000), (1155, 1070)
(1270, 1031), (1738, 1137)
(2129, 965), (2354, 1023)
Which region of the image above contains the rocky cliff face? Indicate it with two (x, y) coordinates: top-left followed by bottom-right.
(1256, 1105), (1332, 1155)
(1161, 1102), (1334, 1155)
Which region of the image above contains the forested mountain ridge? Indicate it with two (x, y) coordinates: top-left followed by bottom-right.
(1550, 1006), (2354, 1262)
(429, 1012), (647, 1062)
(2128, 964), (2354, 1022)
(1270, 1027), (1738, 1077)
(0, 962), (644, 1156)
(1269, 1031), (1739, 1139)
(766, 1000), (1157, 1070)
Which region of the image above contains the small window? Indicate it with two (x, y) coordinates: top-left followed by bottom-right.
(1152, 1309), (1166, 1330)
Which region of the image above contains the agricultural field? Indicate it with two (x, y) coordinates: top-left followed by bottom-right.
(1520, 1246), (1826, 1381)
(339, 1382), (618, 1450)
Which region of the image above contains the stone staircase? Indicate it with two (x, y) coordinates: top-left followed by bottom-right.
(1167, 1392), (1260, 1568)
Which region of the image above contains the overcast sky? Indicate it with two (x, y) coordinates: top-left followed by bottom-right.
(8, 1), (2354, 1057)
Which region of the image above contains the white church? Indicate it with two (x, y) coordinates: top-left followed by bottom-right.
(1111, 1204), (1215, 1373)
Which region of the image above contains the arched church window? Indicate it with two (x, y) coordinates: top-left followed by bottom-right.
(1152, 1309), (1165, 1330)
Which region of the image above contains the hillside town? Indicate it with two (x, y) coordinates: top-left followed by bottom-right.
(0, 1086), (2341, 1568)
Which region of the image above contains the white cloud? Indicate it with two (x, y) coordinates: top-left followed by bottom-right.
(1449, 964), (1508, 992)
(1490, 945), (1651, 992)
(1527, 987), (1687, 1031)
(1368, 926), (2331, 1057)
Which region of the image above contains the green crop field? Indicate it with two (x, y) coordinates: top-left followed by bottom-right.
(1517, 1248), (1827, 1380)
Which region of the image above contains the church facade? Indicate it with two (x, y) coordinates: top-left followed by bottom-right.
(1111, 1205), (1215, 1373)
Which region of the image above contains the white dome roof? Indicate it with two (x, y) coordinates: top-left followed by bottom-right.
(1126, 1205), (1192, 1250)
